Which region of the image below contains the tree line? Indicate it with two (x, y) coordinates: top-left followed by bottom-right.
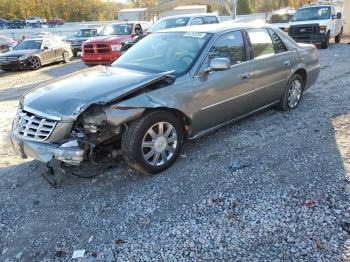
(0, 0), (314, 21)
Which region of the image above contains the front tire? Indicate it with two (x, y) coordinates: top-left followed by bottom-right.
(277, 74), (304, 111)
(29, 56), (41, 70)
(122, 111), (184, 175)
(321, 33), (330, 49)
(335, 28), (343, 43)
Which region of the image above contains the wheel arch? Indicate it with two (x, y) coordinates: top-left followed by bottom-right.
(293, 68), (307, 87)
(143, 107), (192, 138)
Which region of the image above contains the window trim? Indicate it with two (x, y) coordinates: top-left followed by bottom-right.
(246, 28), (277, 60)
(195, 29), (250, 77)
(267, 28), (288, 54)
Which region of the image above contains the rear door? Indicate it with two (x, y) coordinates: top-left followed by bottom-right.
(246, 28), (294, 108)
(191, 30), (257, 133)
(41, 39), (56, 63)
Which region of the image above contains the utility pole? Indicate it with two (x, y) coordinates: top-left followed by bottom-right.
(232, 0), (237, 20)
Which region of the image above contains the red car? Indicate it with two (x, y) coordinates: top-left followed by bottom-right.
(48, 18), (65, 26)
(82, 22), (147, 65)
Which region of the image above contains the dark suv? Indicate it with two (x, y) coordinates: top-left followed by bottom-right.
(66, 28), (98, 57)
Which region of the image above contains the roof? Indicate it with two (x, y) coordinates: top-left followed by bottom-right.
(118, 8), (148, 13)
(159, 21), (270, 34)
(159, 13), (219, 20)
(173, 5), (207, 10)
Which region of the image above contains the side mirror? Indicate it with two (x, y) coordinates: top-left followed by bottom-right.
(210, 57), (231, 71)
(337, 12), (342, 19)
(43, 46), (49, 50)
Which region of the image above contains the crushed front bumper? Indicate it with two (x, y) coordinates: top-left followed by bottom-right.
(0, 60), (30, 70)
(10, 133), (85, 165)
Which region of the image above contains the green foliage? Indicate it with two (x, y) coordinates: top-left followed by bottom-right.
(237, 0), (252, 15)
(0, 0), (127, 21)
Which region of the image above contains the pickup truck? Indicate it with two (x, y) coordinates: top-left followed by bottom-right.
(287, 2), (343, 49)
(82, 22), (149, 65)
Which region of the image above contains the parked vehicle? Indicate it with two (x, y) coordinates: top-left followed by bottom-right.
(0, 18), (9, 29)
(7, 19), (26, 29)
(121, 14), (220, 53)
(287, 2), (343, 49)
(0, 36), (72, 71)
(10, 23), (320, 175)
(66, 28), (98, 57)
(0, 35), (17, 53)
(82, 22), (149, 65)
(48, 18), (65, 27)
(268, 9), (295, 31)
(26, 17), (46, 26)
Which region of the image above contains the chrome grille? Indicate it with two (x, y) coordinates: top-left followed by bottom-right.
(13, 110), (57, 141)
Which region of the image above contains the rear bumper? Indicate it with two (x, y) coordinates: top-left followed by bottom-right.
(10, 133), (85, 165)
(82, 52), (120, 65)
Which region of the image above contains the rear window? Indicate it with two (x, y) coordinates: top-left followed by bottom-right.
(204, 16), (219, 24)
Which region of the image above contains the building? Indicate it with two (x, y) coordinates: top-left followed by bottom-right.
(117, 8), (148, 21)
(159, 5), (208, 18)
(344, 0), (350, 34)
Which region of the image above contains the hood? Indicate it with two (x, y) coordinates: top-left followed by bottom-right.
(84, 35), (130, 44)
(22, 66), (172, 120)
(290, 20), (327, 27)
(0, 49), (37, 57)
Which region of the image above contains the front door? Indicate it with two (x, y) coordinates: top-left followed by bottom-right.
(191, 30), (256, 134)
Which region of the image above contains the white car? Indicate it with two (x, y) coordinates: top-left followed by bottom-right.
(268, 9), (295, 31)
(26, 17), (47, 26)
(147, 13), (220, 33)
(287, 2), (343, 49)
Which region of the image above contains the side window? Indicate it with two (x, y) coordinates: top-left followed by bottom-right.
(135, 24), (143, 35)
(268, 28), (288, 53)
(208, 31), (246, 65)
(191, 17), (204, 26)
(204, 16), (219, 24)
(247, 29), (275, 59)
(42, 40), (52, 49)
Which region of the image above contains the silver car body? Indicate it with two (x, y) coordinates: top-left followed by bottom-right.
(10, 23), (320, 165)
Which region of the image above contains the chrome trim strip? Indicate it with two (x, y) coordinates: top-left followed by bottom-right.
(200, 79), (285, 111)
(190, 101), (280, 140)
(23, 106), (62, 121)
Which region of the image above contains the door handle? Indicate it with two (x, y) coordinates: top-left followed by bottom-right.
(283, 60), (291, 66)
(240, 72), (252, 79)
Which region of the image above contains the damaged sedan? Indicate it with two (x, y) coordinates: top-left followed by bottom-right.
(10, 23), (320, 175)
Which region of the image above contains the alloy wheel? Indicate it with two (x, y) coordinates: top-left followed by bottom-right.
(287, 79), (302, 109)
(142, 122), (178, 167)
(29, 57), (41, 70)
(63, 51), (70, 63)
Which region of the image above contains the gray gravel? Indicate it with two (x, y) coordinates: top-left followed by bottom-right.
(0, 42), (350, 261)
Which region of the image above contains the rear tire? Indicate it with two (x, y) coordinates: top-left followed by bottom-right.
(121, 111), (184, 175)
(321, 33), (330, 49)
(277, 74), (304, 111)
(335, 28), (343, 43)
(63, 51), (70, 63)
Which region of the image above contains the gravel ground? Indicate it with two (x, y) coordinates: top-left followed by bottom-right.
(0, 43), (350, 262)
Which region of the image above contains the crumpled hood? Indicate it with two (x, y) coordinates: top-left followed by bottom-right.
(0, 49), (37, 58)
(22, 66), (171, 120)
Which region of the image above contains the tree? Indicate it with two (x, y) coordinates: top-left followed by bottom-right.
(237, 0), (252, 15)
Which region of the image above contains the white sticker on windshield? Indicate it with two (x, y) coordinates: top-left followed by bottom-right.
(184, 32), (206, 38)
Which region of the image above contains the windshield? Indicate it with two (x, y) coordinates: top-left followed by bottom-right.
(14, 40), (42, 50)
(75, 29), (96, 38)
(148, 17), (190, 33)
(113, 32), (211, 76)
(269, 14), (293, 23)
(100, 24), (133, 36)
(292, 7), (331, 22)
